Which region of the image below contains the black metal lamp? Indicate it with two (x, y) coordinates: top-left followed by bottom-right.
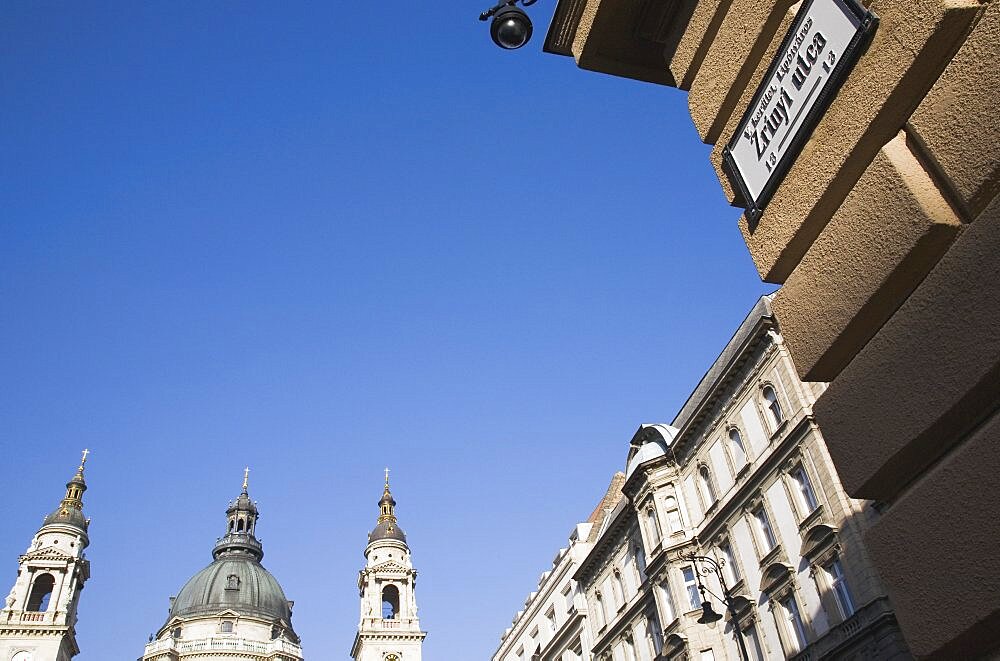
(479, 0), (538, 50)
(697, 600), (724, 624)
(679, 551), (753, 661)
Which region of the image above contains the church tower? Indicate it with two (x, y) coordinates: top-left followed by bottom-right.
(351, 471), (426, 661)
(0, 451), (93, 661)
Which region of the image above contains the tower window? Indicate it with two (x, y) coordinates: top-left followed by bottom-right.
(26, 572), (55, 612)
(237, 519), (245, 532)
(381, 584), (400, 619)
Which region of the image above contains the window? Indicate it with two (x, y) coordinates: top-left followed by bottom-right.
(381, 584), (400, 619)
(698, 465), (718, 508)
(226, 574), (240, 590)
(743, 622), (766, 661)
(26, 573), (55, 612)
(646, 507), (662, 546)
(658, 579), (676, 622)
(729, 427), (748, 467)
(623, 634), (637, 661)
(171, 627), (182, 639)
(594, 591), (607, 630)
(700, 650), (716, 661)
(664, 496), (683, 534)
(718, 540), (740, 585)
(613, 568), (626, 607)
(682, 566), (701, 611)
(546, 606), (557, 633)
(220, 620), (234, 633)
(763, 386), (784, 427)
(752, 505), (777, 553)
(791, 465), (819, 514)
(648, 613), (664, 655)
(633, 544), (647, 582)
(562, 583), (575, 613)
(779, 594), (808, 652)
(824, 557), (855, 618)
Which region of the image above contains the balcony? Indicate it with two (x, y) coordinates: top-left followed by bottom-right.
(143, 636), (303, 657)
(790, 598), (899, 661)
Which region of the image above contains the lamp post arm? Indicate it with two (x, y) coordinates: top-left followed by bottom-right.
(684, 552), (752, 661)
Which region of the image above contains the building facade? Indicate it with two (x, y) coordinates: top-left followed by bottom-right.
(351, 473), (426, 661)
(0, 454), (92, 661)
(496, 296), (909, 660)
(539, 0), (1000, 656)
(140, 472), (304, 661)
(492, 472), (626, 661)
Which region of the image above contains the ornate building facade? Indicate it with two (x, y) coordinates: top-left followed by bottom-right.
(492, 472), (626, 661)
(140, 471), (304, 661)
(351, 472), (426, 661)
(495, 296), (910, 660)
(0, 454), (92, 661)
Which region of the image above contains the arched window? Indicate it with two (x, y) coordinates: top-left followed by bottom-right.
(381, 584), (400, 619)
(698, 465), (717, 508)
(236, 519), (245, 532)
(594, 590), (607, 629)
(633, 543), (647, 580)
(763, 386), (784, 427)
(26, 573), (55, 612)
(728, 427), (748, 467)
(646, 507), (662, 545)
(613, 568), (625, 606)
(228, 520), (235, 532)
(664, 496), (683, 534)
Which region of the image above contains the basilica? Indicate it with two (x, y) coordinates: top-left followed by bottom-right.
(0, 456), (426, 661)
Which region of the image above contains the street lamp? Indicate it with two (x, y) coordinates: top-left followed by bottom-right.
(479, 0), (538, 50)
(680, 551), (752, 661)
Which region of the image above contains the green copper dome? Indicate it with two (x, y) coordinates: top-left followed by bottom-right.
(168, 556), (295, 626)
(163, 476), (298, 642)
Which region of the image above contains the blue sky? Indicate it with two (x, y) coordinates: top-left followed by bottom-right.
(0, 2), (774, 658)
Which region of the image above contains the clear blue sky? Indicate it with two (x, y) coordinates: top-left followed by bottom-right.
(0, 3), (774, 658)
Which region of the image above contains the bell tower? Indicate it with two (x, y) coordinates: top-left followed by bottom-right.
(351, 470), (426, 661)
(0, 451), (93, 661)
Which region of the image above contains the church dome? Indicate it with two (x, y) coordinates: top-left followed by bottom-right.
(369, 519), (407, 543)
(168, 555), (293, 624)
(160, 472), (299, 643)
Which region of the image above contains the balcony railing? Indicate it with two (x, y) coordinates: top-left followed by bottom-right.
(791, 598), (897, 661)
(144, 636), (303, 656)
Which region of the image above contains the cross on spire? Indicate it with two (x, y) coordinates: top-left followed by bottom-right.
(384, 467), (390, 487)
(242, 466), (250, 492)
(80, 448), (90, 467)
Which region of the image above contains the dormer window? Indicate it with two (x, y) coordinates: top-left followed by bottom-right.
(226, 574), (240, 590)
(171, 627), (182, 639)
(220, 620), (234, 633)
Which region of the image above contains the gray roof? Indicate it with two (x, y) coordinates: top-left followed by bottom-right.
(168, 555), (296, 631)
(671, 295), (774, 432)
(369, 519), (407, 544)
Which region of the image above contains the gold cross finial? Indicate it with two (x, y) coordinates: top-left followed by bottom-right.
(384, 467), (390, 487)
(242, 466), (250, 491)
(79, 448), (90, 469)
